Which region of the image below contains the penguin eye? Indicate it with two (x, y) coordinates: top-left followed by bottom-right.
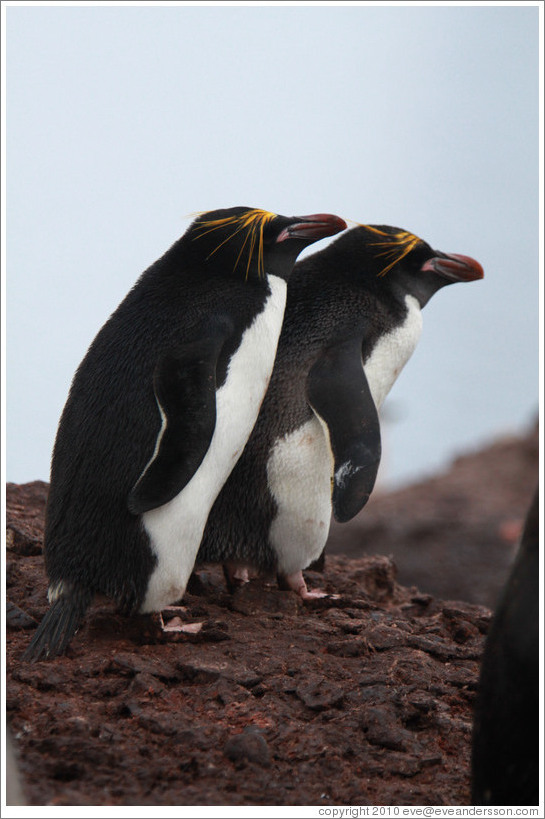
(405, 245), (431, 272)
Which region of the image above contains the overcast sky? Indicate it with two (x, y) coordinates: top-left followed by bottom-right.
(4, 1), (541, 488)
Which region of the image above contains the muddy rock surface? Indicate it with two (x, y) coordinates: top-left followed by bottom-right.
(5, 425), (538, 807)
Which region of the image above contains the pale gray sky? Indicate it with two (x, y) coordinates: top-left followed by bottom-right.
(5, 2), (541, 487)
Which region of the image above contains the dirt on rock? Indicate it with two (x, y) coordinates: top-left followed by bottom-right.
(4, 423), (539, 807)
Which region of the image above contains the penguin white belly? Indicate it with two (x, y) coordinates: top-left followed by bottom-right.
(267, 416), (333, 575)
(141, 275), (287, 612)
(363, 295), (423, 408)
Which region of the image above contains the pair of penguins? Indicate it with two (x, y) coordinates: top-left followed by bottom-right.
(24, 206), (483, 661)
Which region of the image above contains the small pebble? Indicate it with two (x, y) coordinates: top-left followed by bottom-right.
(223, 727), (271, 768)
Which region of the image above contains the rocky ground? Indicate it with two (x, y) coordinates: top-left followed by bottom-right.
(4, 422), (539, 807)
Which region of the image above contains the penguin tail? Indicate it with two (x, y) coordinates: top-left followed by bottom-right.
(22, 583), (93, 662)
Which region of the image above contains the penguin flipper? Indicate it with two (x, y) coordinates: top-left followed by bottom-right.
(128, 333), (227, 514)
(307, 337), (381, 523)
(22, 583), (93, 662)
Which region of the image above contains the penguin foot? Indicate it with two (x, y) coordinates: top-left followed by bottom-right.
(281, 570), (331, 601)
(222, 562), (251, 593)
(151, 610), (229, 643)
(163, 618), (204, 634)
(300, 588), (329, 600)
(159, 607), (204, 635)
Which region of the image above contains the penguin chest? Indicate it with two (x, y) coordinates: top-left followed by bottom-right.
(267, 416), (334, 575)
(363, 295), (423, 408)
(141, 275), (287, 612)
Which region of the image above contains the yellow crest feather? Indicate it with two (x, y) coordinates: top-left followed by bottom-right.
(363, 226), (422, 277)
(349, 224), (422, 277)
(192, 209), (277, 278)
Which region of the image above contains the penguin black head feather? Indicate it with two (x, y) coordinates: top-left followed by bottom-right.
(314, 223), (484, 307)
(185, 207), (347, 281)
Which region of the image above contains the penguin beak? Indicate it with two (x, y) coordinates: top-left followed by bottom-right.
(420, 253), (484, 282)
(276, 214), (347, 243)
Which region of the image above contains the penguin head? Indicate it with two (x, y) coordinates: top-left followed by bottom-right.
(352, 224), (484, 307)
(187, 207), (347, 282)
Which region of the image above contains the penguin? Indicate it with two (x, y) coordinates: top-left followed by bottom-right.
(471, 487), (539, 806)
(23, 206), (347, 660)
(197, 224), (484, 597)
